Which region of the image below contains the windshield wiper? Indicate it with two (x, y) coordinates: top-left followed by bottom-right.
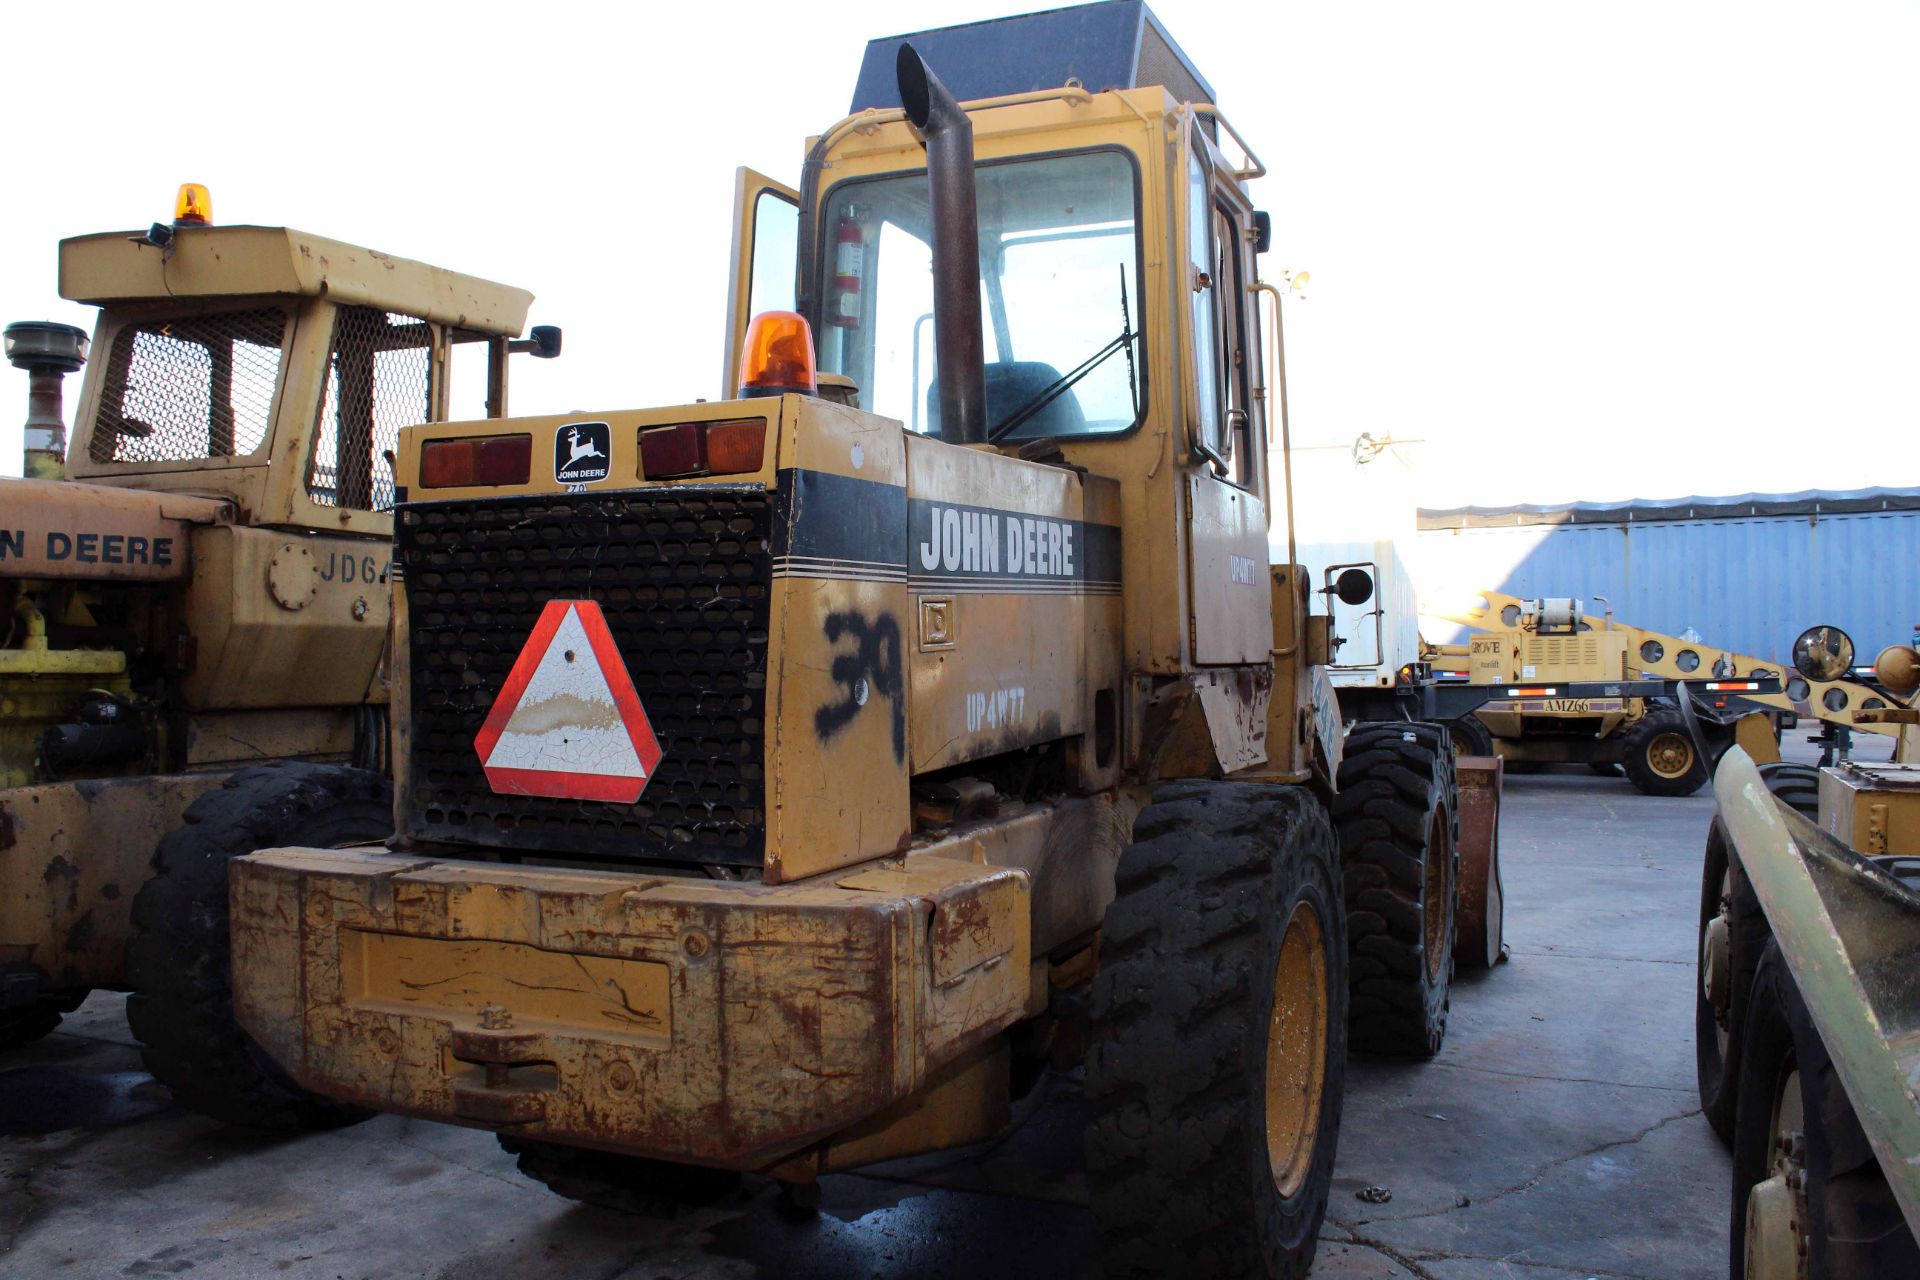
(988, 266), (1137, 443)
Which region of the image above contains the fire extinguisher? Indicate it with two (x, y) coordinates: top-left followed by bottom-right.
(830, 208), (865, 328)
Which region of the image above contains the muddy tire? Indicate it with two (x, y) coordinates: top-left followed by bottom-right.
(1336, 723), (1458, 1058)
(1695, 818), (1768, 1146)
(0, 1007), (62, 1051)
(500, 1137), (742, 1216)
(1621, 708), (1708, 796)
(1730, 942), (1920, 1277)
(0, 991), (86, 1051)
(126, 763), (388, 1131)
(1085, 781), (1346, 1279)
(1697, 762), (1825, 1146)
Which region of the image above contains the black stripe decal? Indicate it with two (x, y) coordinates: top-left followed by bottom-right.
(772, 467), (1122, 592)
(774, 468), (909, 566)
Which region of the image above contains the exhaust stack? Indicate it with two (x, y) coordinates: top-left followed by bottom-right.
(895, 44), (987, 446)
(4, 321), (90, 481)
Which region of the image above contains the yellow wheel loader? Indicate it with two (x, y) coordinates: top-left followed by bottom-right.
(0, 193), (555, 1125)
(180, 8), (1492, 1270)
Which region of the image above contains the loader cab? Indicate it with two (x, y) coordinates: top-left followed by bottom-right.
(727, 76), (1285, 677)
(56, 219), (536, 534)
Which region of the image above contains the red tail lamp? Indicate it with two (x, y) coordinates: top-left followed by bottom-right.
(639, 418), (767, 479)
(420, 434), (532, 488)
(738, 311), (817, 398)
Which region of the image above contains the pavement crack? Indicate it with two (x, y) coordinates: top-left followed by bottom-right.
(1325, 1225), (1660, 1280)
(1320, 1224), (1445, 1280)
(1424, 1059), (1695, 1094)
(1356, 1106), (1703, 1226)
(390, 1129), (548, 1195)
(1512, 948), (1690, 965)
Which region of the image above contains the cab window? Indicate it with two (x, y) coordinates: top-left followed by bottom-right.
(817, 149), (1144, 441)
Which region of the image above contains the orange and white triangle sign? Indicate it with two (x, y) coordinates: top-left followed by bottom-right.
(473, 600), (662, 802)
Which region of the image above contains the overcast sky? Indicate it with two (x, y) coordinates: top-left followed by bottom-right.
(2, 0), (1913, 509)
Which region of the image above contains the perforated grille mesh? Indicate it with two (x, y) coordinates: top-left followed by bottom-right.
(89, 308), (287, 463)
(309, 308), (432, 511)
(398, 489), (773, 867)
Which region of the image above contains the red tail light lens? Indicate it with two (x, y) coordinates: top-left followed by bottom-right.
(704, 419), (767, 475)
(639, 423), (704, 478)
(420, 434), (532, 488)
(639, 419), (767, 480)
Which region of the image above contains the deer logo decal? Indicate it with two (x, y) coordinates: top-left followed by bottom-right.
(553, 421), (611, 484)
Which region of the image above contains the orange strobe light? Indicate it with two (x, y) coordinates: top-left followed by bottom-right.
(739, 311), (817, 398)
(174, 183), (213, 226)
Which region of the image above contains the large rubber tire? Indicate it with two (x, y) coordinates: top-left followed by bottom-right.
(1730, 943), (1920, 1277)
(0, 990), (86, 1051)
(499, 1137), (742, 1216)
(126, 763), (389, 1131)
(1085, 781), (1346, 1279)
(1695, 818), (1769, 1146)
(1335, 723), (1458, 1058)
(1449, 714), (1494, 758)
(1696, 763), (1823, 1145)
(1620, 708), (1709, 796)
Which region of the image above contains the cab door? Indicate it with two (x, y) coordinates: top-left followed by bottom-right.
(1181, 126), (1272, 665)
(721, 168), (799, 399)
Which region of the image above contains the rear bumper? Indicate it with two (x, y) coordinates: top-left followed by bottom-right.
(230, 846), (1029, 1168)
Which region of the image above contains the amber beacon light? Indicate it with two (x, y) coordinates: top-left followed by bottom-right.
(738, 311), (818, 398)
(174, 183), (213, 226)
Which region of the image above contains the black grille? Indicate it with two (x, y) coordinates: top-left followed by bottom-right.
(398, 488), (772, 867)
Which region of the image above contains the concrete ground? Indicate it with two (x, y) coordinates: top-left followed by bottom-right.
(2, 732), (1880, 1280)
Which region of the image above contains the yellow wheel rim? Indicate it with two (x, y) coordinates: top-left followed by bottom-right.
(1265, 900), (1329, 1199)
(1647, 731), (1696, 780)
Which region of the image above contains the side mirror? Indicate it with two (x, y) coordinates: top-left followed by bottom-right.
(509, 325), (563, 359)
(1791, 625), (1855, 682)
(1252, 211), (1272, 254)
(1334, 567), (1375, 607)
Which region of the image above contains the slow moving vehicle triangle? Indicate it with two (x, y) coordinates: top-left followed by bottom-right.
(473, 599), (662, 802)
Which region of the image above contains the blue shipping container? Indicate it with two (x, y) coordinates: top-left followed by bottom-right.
(1416, 488), (1920, 662)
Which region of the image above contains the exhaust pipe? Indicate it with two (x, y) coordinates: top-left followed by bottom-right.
(896, 45), (987, 446)
(5, 321), (89, 481)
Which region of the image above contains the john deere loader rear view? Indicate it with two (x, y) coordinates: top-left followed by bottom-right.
(0, 190), (554, 1126)
(186, 7), (1492, 1272)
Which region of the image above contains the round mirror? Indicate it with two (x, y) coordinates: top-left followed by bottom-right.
(1792, 625), (1855, 682)
(1334, 568), (1375, 607)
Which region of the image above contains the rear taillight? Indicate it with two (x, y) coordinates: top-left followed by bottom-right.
(420, 434), (532, 489)
(639, 419), (767, 479)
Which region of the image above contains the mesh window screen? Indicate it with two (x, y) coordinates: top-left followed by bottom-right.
(309, 308), (432, 511)
(89, 308), (287, 464)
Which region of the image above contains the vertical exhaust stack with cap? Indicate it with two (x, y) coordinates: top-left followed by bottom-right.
(4, 321), (90, 481)
(895, 44), (988, 446)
